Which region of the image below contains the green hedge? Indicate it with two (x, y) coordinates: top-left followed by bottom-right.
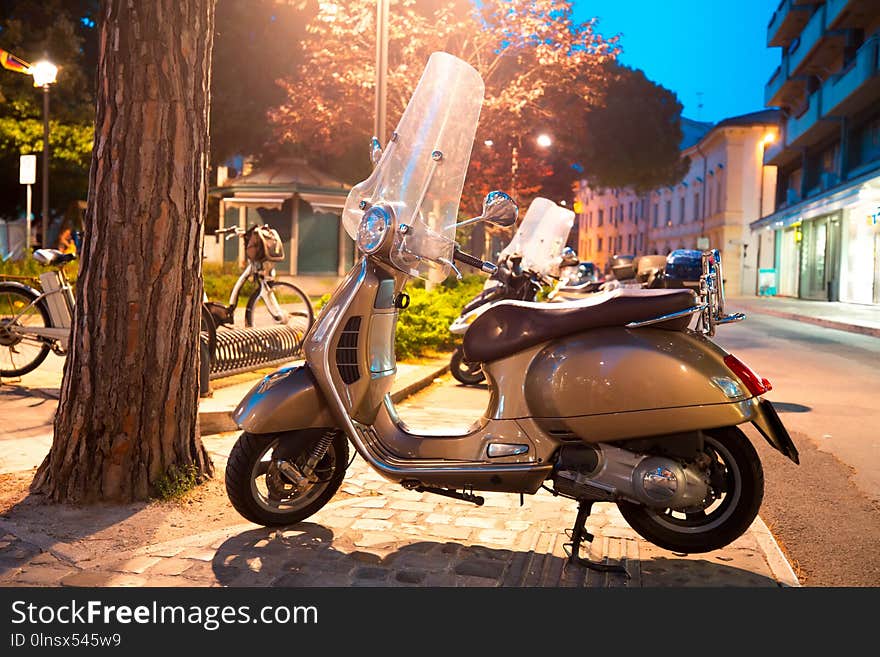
(313, 275), (485, 360)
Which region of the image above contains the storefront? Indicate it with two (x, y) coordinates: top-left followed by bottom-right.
(753, 171), (880, 306)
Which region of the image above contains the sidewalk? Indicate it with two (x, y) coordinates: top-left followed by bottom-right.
(0, 363), (800, 587)
(727, 295), (880, 338)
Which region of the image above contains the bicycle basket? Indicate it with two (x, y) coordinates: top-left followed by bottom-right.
(245, 225), (285, 263)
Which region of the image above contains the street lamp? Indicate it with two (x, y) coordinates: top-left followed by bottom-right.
(31, 60), (57, 249)
(536, 134), (552, 148)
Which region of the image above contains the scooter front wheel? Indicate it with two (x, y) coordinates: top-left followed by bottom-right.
(225, 430), (349, 527)
(616, 426), (764, 554)
(450, 346), (485, 386)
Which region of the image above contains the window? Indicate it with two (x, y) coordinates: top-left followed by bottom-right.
(856, 115), (880, 167)
(619, 204), (624, 225)
(652, 203), (659, 227)
(628, 202), (633, 221)
(665, 200), (672, 226)
(616, 235), (622, 251)
(716, 173), (723, 213)
(627, 234), (632, 251)
(679, 195), (686, 224)
(708, 185), (713, 217)
(638, 233), (643, 250)
(598, 209), (604, 226)
(693, 192), (701, 221)
(597, 237), (603, 252)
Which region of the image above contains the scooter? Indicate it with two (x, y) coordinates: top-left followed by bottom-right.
(448, 197), (574, 385)
(226, 52), (798, 567)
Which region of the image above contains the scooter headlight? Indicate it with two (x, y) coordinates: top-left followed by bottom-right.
(357, 205), (392, 254)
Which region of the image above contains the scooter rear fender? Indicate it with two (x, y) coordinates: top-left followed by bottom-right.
(233, 364), (337, 435)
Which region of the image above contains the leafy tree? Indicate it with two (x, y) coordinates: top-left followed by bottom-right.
(0, 1), (99, 228)
(210, 0), (314, 167)
(574, 63), (690, 193)
(270, 0), (619, 213)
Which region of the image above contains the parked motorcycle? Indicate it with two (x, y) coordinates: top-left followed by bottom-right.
(225, 52), (798, 568)
(449, 197), (574, 385)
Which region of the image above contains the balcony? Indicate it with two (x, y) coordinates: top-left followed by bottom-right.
(825, 0), (855, 29)
(786, 89), (823, 147)
(788, 3), (826, 73)
(768, 0), (812, 47)
(822, 37), (880, 118)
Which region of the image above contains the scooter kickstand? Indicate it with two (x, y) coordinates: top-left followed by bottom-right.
(564, 500), (629, 577)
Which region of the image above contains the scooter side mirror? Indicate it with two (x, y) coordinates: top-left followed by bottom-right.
(480, 191), (518, 228)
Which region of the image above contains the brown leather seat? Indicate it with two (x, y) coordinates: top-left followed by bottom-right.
(462, 288), (698, 364)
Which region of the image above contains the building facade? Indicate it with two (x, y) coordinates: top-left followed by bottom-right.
(752, 0), (880, 305)
(575, 112), (780, 296)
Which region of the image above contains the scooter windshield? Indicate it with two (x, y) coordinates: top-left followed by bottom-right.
(341, 52), (484, 282)
(500, 197), (575, 277)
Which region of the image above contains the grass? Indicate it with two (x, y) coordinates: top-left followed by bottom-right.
(153, 464), (203, 501)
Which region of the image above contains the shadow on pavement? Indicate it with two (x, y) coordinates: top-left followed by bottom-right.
(212, 523), (781, 587)
(770, 401), (812, 413)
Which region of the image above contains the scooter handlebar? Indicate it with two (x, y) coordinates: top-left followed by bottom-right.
(454, 247), (497, 274)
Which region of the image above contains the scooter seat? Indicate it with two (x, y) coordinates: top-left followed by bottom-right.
(462, 288), (698, 364)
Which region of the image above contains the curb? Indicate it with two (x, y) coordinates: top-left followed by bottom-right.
(750, 516), (801, 587)
(197, 361), (452, 435)
(731, 304), (880, 339)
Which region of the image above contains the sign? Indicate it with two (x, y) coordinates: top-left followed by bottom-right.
(696, 236), (710, 250)
(758, 268), (777, 296)
(19, 154), (36, 185)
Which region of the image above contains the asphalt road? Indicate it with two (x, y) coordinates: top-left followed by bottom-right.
(711, 311), (880, 586)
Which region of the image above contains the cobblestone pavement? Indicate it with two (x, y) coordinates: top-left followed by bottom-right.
(0, 376), (797, 587)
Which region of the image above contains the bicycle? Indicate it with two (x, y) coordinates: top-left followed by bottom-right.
(0, 249), (76, 377)
(204, 224), (314, 333)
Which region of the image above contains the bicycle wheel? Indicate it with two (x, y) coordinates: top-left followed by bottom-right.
(0, 283), (52, 377)
(245, 280), (314, 335)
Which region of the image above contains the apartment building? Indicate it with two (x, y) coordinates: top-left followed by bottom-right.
(752, 0), (880, 305)
(575, 111), (779, 295)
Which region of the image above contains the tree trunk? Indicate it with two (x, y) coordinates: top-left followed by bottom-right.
(32, 0), (216, 502)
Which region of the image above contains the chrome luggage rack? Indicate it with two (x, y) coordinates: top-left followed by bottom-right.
(626, 249), (745, 336)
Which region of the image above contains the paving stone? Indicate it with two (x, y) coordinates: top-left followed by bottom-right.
(178, 548), (216, 562)
(351, 518), (393, 531)
(396, 511), (420, 523)
(181, 560), (219, 582)
(353, 532), (397, 548)
(424, 525), (472, 541)
(113, 556), (162, 574)
(453, 516), (498, 529)
(61, 571), (114, 587)
(395, 569), (426, 584)
(148, 558), (198, 576)
(454, 558), (507, 580)
(148, 546), (185, 558)
(504, 520), (531, 531)
(476, 529), (519, 544)
(353, 498), (388, 508)
(389, 500), (436, 513)
(14, 566), (77, 586)
(353, 566), (389, 581)
(361, 509), (395, 520)
(28, 552), (63, 566)
(424, 513), (452, 525)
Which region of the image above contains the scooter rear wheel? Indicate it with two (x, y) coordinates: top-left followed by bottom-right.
(225, 430), (348, 527)
(450, 345), (485, 386)
(616, 426), (764, 554)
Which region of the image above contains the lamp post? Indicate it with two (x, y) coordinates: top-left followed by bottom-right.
(755, 131), (777, 294)
(374, 0), (389, 147)
(31, 60), (57, 249)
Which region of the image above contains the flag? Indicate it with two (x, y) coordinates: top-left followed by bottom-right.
(0, 48), (32, 74)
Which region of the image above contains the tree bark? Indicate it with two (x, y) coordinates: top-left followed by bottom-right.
(32, 0), (216, 502)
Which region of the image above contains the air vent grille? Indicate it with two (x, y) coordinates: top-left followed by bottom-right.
(336, 315), (362, 384)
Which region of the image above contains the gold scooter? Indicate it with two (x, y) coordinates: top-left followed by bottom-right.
(225, 52), (798, 567)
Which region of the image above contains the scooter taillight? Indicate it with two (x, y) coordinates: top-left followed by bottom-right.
(723, 354), (772, 396)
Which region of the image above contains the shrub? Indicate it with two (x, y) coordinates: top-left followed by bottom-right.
(153, 463), (203, 500)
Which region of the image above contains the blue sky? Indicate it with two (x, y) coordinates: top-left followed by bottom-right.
(572, 0), (779, 123)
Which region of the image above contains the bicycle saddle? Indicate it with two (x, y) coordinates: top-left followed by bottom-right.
(33, 249), (77, 266)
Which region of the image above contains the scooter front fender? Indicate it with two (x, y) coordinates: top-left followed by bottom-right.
(233, 364), (337, 435)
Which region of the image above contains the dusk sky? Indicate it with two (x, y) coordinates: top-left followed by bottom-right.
(573, 0), (780, 124)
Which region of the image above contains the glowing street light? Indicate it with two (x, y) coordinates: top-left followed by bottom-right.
(536, 133), (552, 148)
(31, 60), (58, 248)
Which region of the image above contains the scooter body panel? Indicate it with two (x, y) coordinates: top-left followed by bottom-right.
(233, 364), (336, 434)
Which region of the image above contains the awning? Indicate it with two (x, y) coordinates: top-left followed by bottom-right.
(299, 192), (347, 213)
(222, 193), (293, 210)
(751, 168), (880, 230)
